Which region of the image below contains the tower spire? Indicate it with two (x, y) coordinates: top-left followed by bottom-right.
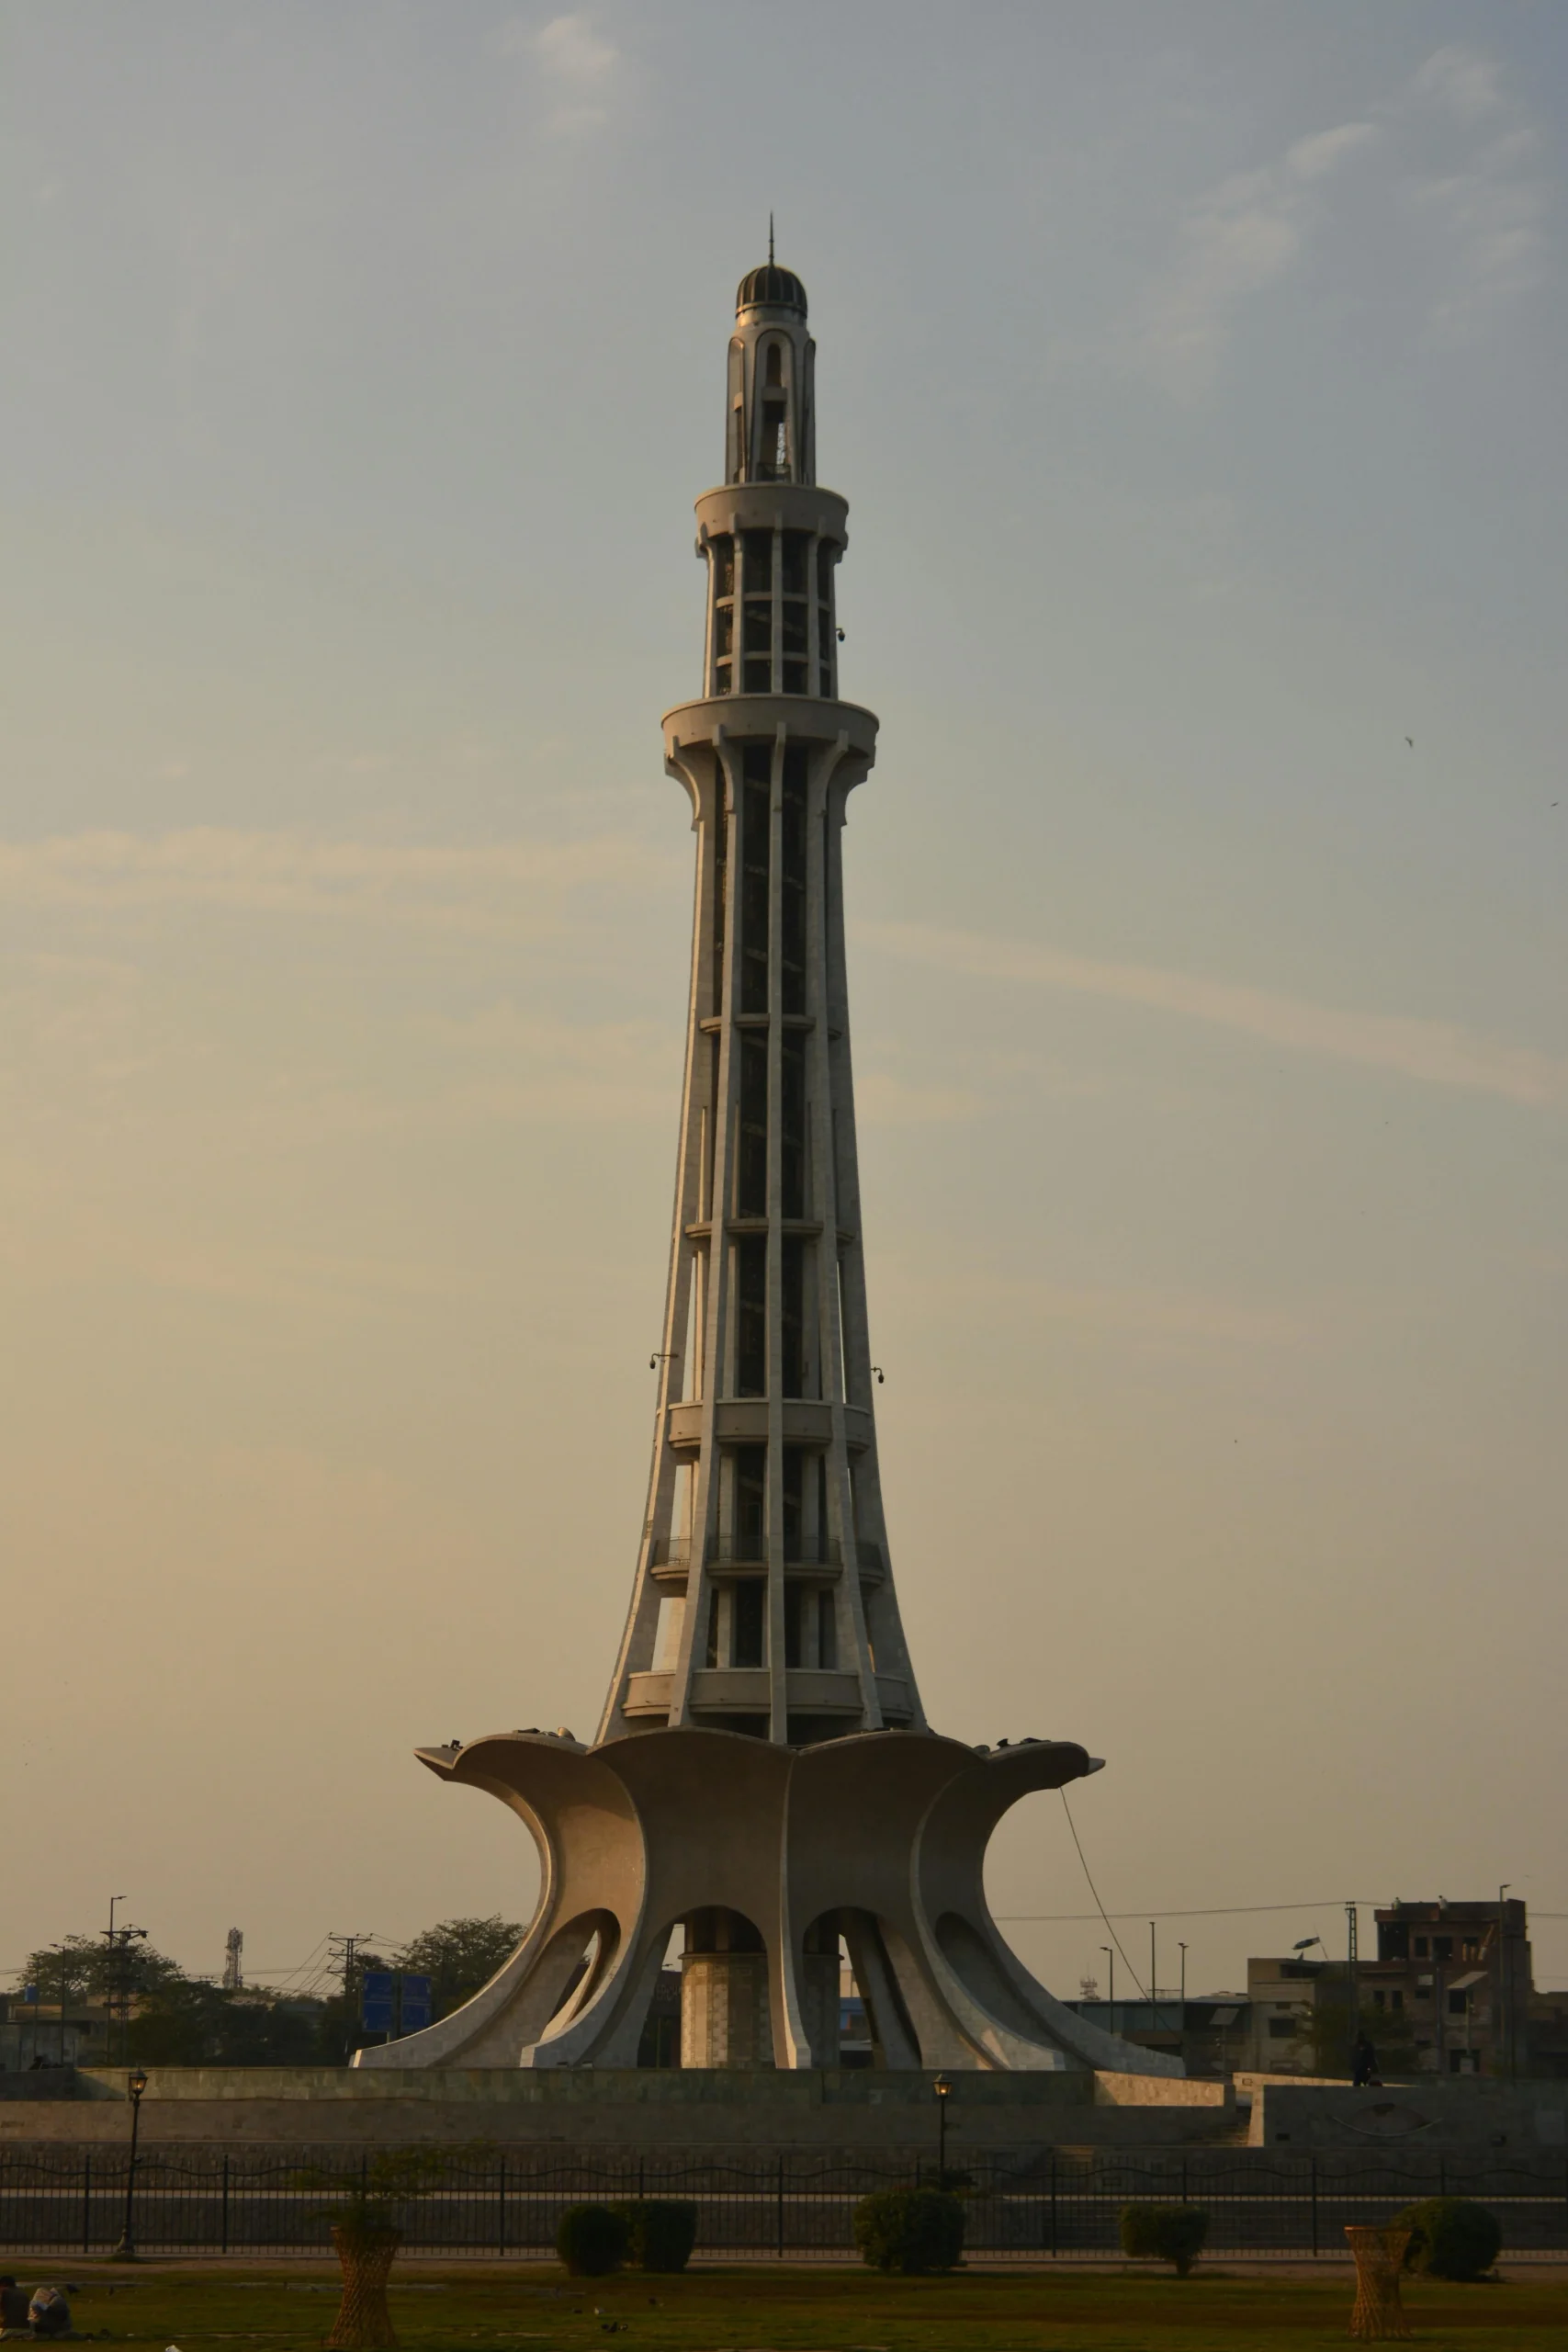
(768, 211), (774, 265)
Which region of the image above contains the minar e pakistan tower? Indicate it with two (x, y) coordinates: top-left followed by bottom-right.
(356, 257), (1176, 2081)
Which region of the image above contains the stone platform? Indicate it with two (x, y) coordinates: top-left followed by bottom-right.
(1, 2065), (1233, 2150)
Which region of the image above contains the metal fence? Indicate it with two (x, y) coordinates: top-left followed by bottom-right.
(3, 2146), (1565, 2259)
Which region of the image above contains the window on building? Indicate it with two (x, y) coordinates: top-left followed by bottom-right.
(743, 657), (771, 694)
(780, 749), (807, 1020)
(1267, 2018), (1296, 2040)
(1392, 1990), (1404, 2010)
(781, 1035), (806, 1216)
(736, 1237), (766, 1396)
(1434, 1937), (1453, 1962)
(818, 1589), (837, 1669)
(743, 530), (773, 594)
(704, 1589), (719, 1668)
(715, 662), (732, 695)
(711, 807), (728, 1017)
(733, 1444), (766, 1559)
(714, 605), (734, 657)
(711, 534), (735, 599)
(764, 341), (784, 390)
(739, 750), (771, 1016)
(781, 1235), (805, 1396)
(761, 396), (788, 480)
(732, 1578), (765, 1668)
(1372, 1990), (1387, 2009)
(1448, 1990), (1469, 2015)
(737, 1033), (768, 1218)
(1414, 1938), (1429, 1959)
(784, 1583), (803, 1668)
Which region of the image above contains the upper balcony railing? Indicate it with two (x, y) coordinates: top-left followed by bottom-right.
(649, 1534), (885, 1573)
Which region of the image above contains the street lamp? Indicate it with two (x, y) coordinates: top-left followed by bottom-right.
(1179, 1941), (1188, 2052)
(110, 2067), (149, 2261)
(1100, 1946), (1115, 2037)
(932, 2074), (953, 2188)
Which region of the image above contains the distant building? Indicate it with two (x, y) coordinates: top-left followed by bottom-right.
(1373, 1898), (1530, 2076)
(0, 1996), (109, 2070)
(1239, 1898), (1532, 2077)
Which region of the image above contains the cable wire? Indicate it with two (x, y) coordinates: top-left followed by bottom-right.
(1057, 1788), (1150, 2002)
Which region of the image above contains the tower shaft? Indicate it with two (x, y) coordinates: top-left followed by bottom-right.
(598, 267), (921, 1748)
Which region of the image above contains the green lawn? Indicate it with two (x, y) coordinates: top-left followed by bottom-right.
(26, 2261), (1568, 2351)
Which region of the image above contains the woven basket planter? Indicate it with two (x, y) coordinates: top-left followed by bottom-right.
(325, 2223), (402, 2349)
(1346, 2224), (1413, 2342)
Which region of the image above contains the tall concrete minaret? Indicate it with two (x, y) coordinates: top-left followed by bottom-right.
(357, 259), (1180, 2081)
(598, 255), (924, 1748)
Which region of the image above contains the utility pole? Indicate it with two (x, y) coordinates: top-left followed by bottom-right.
(104, 1898), (147, 2067)
(1346, 1901), (1359, 2063)
(328, 1931), (378, 2052)
(1100, 1946), (1115, 2039)
(1149, 1922), (1159, 2036)
(1179, 1941), (1188, 2059)
(1497, 1885), (1510, 2077)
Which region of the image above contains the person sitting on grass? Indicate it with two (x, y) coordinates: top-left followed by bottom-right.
(26, 2288), (72, 2340)
(0, 2277), (30, 2338)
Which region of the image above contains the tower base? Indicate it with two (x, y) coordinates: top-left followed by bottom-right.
(351, 1726), (1181, 2078)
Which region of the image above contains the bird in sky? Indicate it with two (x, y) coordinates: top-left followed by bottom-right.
(1405, 736), (1414, 748)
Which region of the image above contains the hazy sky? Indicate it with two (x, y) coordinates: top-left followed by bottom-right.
(4, 1), (1565, 2008)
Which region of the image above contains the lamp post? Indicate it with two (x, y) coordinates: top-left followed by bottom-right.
(1497, 1884), (1510, 2077)
(1179, 1941), (1188, 2059)
(932, 2073), (953, 2188)
(1100, 1946), (1115, 2039)
(111, 2067), (149, 2261)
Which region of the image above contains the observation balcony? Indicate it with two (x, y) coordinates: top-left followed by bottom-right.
(620, 1666), (911, 1724)
(665, 1399), (874, 1453)
(648, 1534), (885, 1587)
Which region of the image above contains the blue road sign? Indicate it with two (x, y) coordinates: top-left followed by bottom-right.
(399, 1973), (432, 2032)
(360, 1971), (395, 2031)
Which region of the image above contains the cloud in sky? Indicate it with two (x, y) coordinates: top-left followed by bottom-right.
(1133, 42), (1546, 395)
(496, 11), (619, 133)
(870, 922), (1565, 1107)
(1133, 119), (1379, 397)
(0, 828), (669, 933)
(1399, 47), (1546, 345)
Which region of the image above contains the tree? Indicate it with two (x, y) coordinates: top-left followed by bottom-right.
(21, 1933), (185, 2006)
(1295, 1986), (1420, 2079)
(394, 1917), (523, 2020)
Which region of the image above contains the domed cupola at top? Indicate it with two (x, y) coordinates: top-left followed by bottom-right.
(726, 232), (815, 485)
(736, 262), (807, 318)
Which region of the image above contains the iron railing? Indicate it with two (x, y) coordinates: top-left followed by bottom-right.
(2, 2145), (1564, 2259)
(649, 1536), (885, 1573)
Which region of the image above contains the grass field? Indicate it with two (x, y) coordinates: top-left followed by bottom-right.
(19, 2259), (1567, 2351)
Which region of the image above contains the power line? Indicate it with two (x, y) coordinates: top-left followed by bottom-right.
(997, 1898), (1384, 1923)
(997, 1904), (1568, 1923)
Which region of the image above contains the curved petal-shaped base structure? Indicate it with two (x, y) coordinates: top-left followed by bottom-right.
(352, 1725), (1180, 2076)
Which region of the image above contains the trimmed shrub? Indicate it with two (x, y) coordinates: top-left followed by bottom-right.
(1394, 2197), (1502, 2281)
(852, 2187), (965, 2274)
(1119, 2203), (1210, 2278)
(613, 2199), (699, 2274)
(555, 2202), (630, 2278)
